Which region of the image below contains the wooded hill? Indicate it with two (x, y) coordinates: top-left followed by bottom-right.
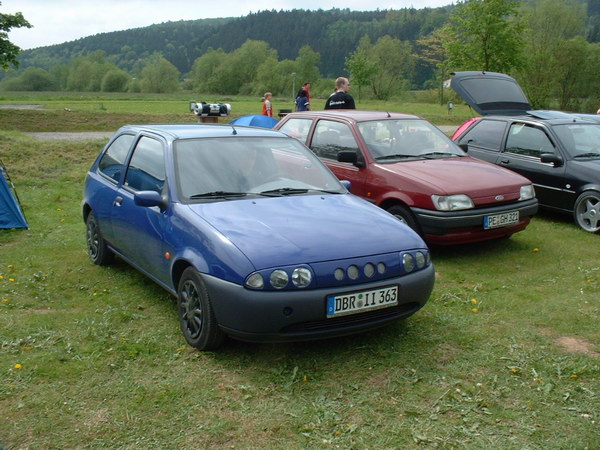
(15, 7), (452, 81)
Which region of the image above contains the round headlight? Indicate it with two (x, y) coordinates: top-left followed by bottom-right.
(415, 251), (426, 269)
(347, 265), (360, 280)
(377, 262), (386, 274)
(364, 263), (375, 278)
(334, 268), (345, 281)
(245, 272), (264, 289)
(292, 267), (312, 288)
(403, 253), (415, 272)
(270, 270), (289, 289)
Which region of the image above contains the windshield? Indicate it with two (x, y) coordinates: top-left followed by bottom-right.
(174, 136), (344, 200)
(553, 123), (600, 158)
(357, 119), (465, 161)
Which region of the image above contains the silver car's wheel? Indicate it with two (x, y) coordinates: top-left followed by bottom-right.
(574, 191), (600, 233)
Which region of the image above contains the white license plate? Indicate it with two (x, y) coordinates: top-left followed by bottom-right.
(484, 211), (519, 229)
(327, 285), (398, 318)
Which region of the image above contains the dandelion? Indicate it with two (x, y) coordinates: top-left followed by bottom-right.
(471, 308), (479, 313)
(14, 363), (22, 370)
(303, 375), (308, 382)
(92, 292), (97, 296)
(0, 275), (4, 280)
(570, 374), (579, 379)
(1, 298), (8, 303)
(8, 278), (15, 282)
(510, 367), (519, 374)
(532, 248), (540, 253)
(471, 298), (478, 304)
(8, 265), (13, 269)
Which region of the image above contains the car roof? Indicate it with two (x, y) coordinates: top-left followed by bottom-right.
(117, 123), (286, 140)
(284, 110), (421, 122)
(477, 112), (600, 126)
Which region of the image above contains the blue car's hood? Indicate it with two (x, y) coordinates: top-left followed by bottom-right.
(186, 194), (425, 270)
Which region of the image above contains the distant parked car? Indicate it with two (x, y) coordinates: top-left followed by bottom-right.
(275, 110), (537, 245)
(451, 71), (600, 233)
(82, 124), (435, 350)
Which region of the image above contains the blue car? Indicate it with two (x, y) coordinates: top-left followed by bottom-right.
(83, 124), (435, 350)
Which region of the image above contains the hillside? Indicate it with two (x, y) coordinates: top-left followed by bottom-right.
(15, 7), (453, 79)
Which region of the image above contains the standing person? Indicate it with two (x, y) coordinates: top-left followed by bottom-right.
(262, 92), (273, 117)
(295, 89), (310, 111)
(295, 82), (311, 111)
(324, 77), (355, 110)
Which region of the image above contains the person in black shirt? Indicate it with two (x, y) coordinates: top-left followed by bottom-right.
(324, 77), (356, 110)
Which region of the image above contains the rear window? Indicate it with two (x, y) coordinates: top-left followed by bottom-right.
(458, 119), (506, 152)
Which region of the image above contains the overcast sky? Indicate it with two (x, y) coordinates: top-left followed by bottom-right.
(4, 0), (453, 50)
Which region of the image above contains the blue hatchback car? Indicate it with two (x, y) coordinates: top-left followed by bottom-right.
(83, 124), (435, 350)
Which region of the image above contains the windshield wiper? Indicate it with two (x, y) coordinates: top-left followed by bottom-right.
(375, 154), (418, 160)
(421, 152), (460, 159)
(189, 191), (249, 199)
(259, 187), (309, 196)
(573, 152), (600, 158)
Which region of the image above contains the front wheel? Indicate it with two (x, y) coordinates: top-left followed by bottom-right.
(177, 267), (225, 351)
(573, 191), (600, 233)
(386, 205), (420, 234)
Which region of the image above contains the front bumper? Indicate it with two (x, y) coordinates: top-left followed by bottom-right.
(412, 199), (538, 245)
(202, 264), (435, 343)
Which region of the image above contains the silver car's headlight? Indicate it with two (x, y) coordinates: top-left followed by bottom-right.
(431, 194), (474, 211)
(519, 185), (535, 201)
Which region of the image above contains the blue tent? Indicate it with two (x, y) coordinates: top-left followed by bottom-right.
(0, 163), (28, 229)
(229, 114), (278, 128)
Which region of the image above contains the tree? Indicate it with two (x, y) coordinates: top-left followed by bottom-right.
(140, 53), (180, 93)
(518, 0), (587, 108)
(416, 29), (448, 104)
(294, 45), (321, 88)
(0, 3), (31, 70)
(101, 69), (131, 92)
(345, 36), (378, 101)
(369, 36), (415, 100)
(442, 0), (524, 73)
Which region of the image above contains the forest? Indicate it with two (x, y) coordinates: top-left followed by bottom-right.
(2, 0), (600, 110)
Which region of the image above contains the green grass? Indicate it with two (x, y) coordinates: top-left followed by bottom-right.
(0, 96), (598, 448)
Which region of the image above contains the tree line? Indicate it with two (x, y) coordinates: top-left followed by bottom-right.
(2, 0), (600, 111)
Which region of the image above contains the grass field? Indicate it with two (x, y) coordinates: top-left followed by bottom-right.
(0, 94), (599, 448)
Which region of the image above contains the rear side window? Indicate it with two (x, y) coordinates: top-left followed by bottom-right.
(98, 134), (135, 182)
(278, 118), (313, 143)
(124, 136), (166, 193)
(506, 123), (556, 158)
(458, 119), (506, 152)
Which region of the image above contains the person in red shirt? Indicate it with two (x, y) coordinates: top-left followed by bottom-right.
(262, 92), (273, 117)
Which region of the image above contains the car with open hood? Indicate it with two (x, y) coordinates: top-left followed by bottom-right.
(82, 124), (435, 350)
(451, 71), (600, 233)
(275, 110), (537, 245)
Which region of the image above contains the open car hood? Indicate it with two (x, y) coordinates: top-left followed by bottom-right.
(450, 71), (532, 116)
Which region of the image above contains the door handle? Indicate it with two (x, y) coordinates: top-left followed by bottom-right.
(113, 196), (123, 207)
(499, 158), (510, 165)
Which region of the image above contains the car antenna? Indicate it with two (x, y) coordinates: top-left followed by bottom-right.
(230, 126), (238, 135)
(386, 111), (391, 118)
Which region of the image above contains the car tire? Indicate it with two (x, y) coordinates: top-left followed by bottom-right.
(86, 212), (114, 266)
(177, 267), (225, 351)
(573, 191), (600, 233)
(386, 205), (420, 234)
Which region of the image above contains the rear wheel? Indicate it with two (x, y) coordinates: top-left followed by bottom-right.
(386, 205), (420, 234)
(86, 212), (114, 265)
(573, 191), (600, 233)
(177, 267), (225, 351)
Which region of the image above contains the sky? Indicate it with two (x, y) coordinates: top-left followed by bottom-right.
(3, 0), (453, 50)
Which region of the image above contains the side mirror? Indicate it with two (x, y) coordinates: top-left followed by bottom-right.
(340, 180), (352, 192)
(134, 190), (166, 209)
(459, 143), (469, 153)
(540, 153), (563, 167)
(337, 150), (365, 168)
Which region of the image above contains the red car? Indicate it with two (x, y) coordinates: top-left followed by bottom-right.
(275, 110), (538, 245)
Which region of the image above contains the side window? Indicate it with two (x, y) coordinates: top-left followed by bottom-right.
(311, 120), (359, 160)
(506, 123), (556, 158)
(124, 136), (166, 193)
(98, 134), (135, 182)
(278, 118), (313, 143)
(458, 119), (506, 152)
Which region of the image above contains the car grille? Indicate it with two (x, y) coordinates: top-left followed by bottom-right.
(279, 302), (421, 334)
